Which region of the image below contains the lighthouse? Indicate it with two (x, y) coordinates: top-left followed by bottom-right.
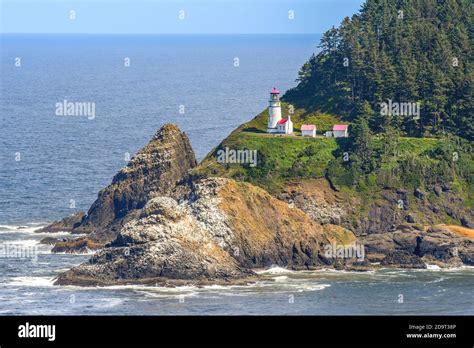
(267, 88), (282, 133)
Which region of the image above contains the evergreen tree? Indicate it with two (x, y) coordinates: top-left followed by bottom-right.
(351, 118), (376, 174)
(284, 0), (473, 140)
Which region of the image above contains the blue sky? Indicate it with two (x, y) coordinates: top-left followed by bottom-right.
(0, 0), (365, 34)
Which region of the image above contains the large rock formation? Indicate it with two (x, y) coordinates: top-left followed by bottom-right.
(55, 178), (353, 286)
(360, 224), (474, 268)
(40, 124), (197, 251)
(36, 212), (85, 233)
(50, 124), (474, 286)
(278, 180), (474, 237)
(276, 179), (474, 269)
(277, 179), (351, 226)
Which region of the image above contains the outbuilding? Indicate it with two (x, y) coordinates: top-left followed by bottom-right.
(333, 124), (349, 138)
(277, 117), (293, 134)
(301, 124), (316, 137)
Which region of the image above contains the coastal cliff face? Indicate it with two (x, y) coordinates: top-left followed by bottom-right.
(277, 178), (474, 236)
(275, 179), (474, 268)
(360, 225), (474, 268)
(51, 124), (474, 286)
(277, 179), (352, 227)
(39, 124), (197, 251)
(55, 177), (349, 286)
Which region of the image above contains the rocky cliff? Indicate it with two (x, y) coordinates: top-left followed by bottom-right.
(50, 123), (473, 286)
(55, 177), (352, 286)
(40, 124), (197, 252)
(276, 179), (474, 268)
(276, 178), (474, 236)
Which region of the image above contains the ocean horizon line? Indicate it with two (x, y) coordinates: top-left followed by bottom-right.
(0, 32), (322, 36)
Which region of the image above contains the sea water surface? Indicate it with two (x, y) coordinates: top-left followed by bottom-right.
(0, 34), (473, 315)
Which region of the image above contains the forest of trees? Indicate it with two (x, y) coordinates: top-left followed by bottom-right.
(284, 0), (473, 140)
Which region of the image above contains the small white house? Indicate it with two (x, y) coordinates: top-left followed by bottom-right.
(333, 124), (349, 138)
(301, 124), (316, 137)
(276, 115), (293, 134)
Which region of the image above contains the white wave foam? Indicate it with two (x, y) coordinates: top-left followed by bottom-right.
(0, 225), (46, 233)
(247, 282), (331, 293)
(300, 283), (331, 291)
(135, 290), (199, 299)
(34, 231), (78, 238)
(273, 276), (289, 282)
(409, 264), (474, 272)
(105, 284), (198, 292)
(426, 277), (446, 284)
(6, 276), (54, 287)
(381, 265), (474, 273)
(5, 239), (40, 247)
(53, 248), (97, 256)
(200, 284), (230, 290)
(304, 268), (376, 275)
(134, 280), (330, 297)
(0, 224), (83, 238)
(94, 298), (125, 308)
(256, 266), (295, 275)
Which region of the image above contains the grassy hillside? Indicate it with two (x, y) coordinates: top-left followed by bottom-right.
(198, 131), (338, 192)
(196, 104), (342, 191)
(236, 103), (341, 135)
(194, 106), (474, 216)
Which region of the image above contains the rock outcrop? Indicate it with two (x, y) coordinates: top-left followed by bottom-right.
(277, 179), (350, 226)
(55, 178), (352, 286)
(40, 124), (197, 251)
(36, 212), (85, 233)
(360, 224), (474, 268)
(50, 124), (474, 286)
(275, 179), (474, 269)
(280, 180), (474, 237)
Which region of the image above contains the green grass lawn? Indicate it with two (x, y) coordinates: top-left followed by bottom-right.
(196, 105), (343, 191)
(239, 102), (344, 135)
(196, 106), (473, 203)
(199, 131), (337, 180)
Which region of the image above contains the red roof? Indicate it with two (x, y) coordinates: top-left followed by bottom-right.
(333, 124), (348, 131)
(278, 118), (288, 125)
(301, 124), (316, 131)
(271, 88), (280, 94)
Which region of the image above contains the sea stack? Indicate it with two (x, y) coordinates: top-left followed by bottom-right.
(39, 124), (197, 252)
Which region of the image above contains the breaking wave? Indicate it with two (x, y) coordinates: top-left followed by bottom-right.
(6, 276), (55, 287)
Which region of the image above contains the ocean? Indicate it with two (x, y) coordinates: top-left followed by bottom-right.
(0, 34), (473, 315)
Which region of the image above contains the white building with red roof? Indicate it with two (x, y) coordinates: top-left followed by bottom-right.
(277, 116), (293, 134)
(332, 124), (349, 138)
(301, 124), (316, 137)
(267, 88), (293, 134)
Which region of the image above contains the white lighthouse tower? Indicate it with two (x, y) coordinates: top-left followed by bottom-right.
(267, 88), (282, 133)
